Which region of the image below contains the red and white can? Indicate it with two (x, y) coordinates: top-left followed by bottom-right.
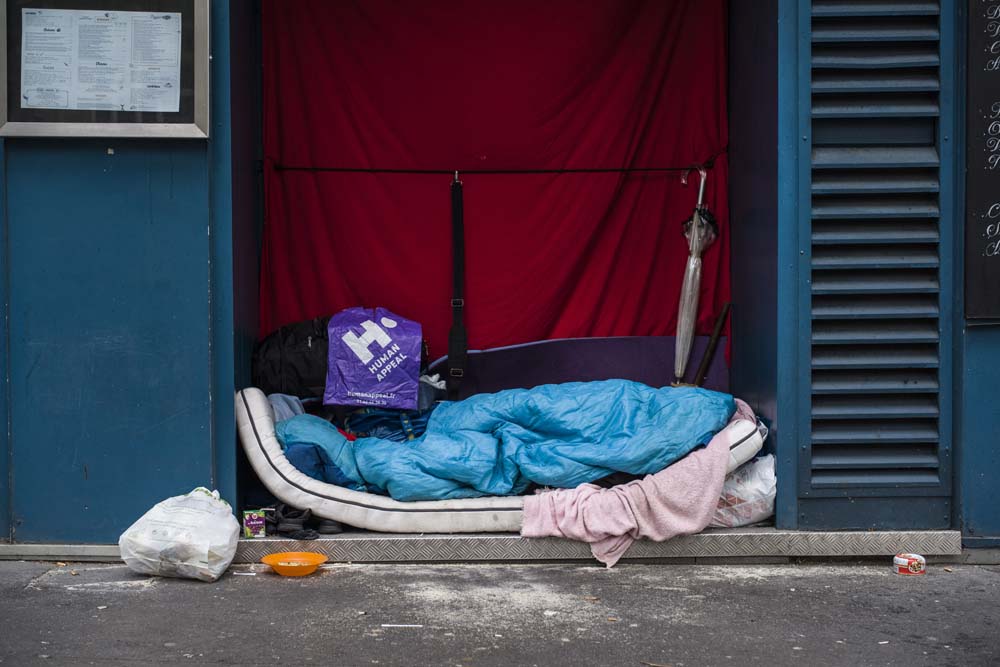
(893, 553), (926, 576)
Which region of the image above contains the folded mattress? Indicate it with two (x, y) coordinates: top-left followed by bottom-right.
(235, 387), (764, 534)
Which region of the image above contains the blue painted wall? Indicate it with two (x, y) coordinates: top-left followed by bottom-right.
(1, 1), (235, 543)
(209, 0), (238, 515)
(959, 328), (1000, 544)
(0, 141), (9, 542)
(6, 140), (213, 542)
(731, 0), (803, 529)
(729, 0), (786, 521)
(776, 0), (809, 531)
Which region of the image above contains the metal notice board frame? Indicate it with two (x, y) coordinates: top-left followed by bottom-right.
(0, 0), (208, 138)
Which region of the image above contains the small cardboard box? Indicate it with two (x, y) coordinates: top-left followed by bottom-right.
(242, 509), (268, 538)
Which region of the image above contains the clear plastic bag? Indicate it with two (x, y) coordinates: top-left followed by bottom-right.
(118, 487), (240, 582)
(710, 454), (776, 528)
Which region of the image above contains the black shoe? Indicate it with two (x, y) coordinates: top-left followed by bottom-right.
(311, 517), (344, 535)
(275, 504), (312, 534)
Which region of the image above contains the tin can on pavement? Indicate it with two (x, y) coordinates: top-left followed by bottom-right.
(893, 553), (926, 575)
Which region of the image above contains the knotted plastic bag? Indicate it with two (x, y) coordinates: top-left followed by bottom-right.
(119, 487), (240, 582)
(710, 454), (776, 528)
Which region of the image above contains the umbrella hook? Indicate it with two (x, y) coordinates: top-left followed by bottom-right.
(680, 165), (709, 209)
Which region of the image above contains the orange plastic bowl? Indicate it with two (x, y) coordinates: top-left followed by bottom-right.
(261, 552), (327, 577)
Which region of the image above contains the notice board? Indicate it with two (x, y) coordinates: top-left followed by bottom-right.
(0, 0), (207, 137)
(967, 1), (1000, 318)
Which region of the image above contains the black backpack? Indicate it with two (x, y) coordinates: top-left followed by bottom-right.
(251, 316), (330, 399)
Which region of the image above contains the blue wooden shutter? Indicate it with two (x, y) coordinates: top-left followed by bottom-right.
(800, 0), (955, 528)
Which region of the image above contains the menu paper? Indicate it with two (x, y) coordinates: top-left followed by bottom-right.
(966, 0), (1000, 318)
(20, 8), (182, 113)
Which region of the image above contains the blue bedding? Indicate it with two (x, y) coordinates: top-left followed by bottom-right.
(276, 380), (735, 501)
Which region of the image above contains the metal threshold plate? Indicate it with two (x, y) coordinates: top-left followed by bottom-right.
(0, 528), (963, 563)
(234, 527), (962, 564)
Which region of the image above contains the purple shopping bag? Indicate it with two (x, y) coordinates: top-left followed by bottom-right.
(324, 307), (422, 409)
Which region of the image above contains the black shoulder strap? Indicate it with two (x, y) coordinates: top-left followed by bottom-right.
(447, 172), (468, 400)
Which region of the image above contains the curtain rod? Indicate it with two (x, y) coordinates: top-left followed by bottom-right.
(276, 166), (702, 174)
(271, 148), (727, 176)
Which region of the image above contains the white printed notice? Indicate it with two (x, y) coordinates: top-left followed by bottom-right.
(20, 8), (181, 113)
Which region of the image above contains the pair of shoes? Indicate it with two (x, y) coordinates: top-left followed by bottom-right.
(269, 504), (340, 539)
(267, 504), (317, 539)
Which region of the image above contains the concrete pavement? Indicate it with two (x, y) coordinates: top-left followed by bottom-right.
(0, 560), (997, 666)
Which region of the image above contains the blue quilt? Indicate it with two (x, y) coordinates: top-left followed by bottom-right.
(276, 380), (735, 502)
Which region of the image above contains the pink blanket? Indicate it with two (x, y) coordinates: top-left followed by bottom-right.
(521, 401), (755, 567)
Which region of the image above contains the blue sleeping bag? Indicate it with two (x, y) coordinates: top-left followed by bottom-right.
(276, 380), (735, 502)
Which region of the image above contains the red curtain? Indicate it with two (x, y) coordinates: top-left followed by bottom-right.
(260, 0), (730, 361)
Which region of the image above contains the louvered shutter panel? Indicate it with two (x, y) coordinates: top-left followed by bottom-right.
(801, 0), (953, 528)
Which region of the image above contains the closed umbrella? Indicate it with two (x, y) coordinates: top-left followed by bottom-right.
(674, 166), (717, 385)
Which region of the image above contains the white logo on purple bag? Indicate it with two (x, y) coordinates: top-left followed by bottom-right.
(341, 318), (398, 364)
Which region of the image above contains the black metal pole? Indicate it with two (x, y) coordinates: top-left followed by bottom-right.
(447, 172), (468, 399)
(693, 302), (732, 387)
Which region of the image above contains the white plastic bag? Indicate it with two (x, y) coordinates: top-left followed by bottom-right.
(710, 454), (776, 528)
(119, 487), (240, 582)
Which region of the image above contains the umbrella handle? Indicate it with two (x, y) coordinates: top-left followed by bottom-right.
(681, 166), (709, 208)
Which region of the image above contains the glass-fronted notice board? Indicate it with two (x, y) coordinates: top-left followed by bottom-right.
(0, 0), (207, 137)
(968, 0), (1000, 318)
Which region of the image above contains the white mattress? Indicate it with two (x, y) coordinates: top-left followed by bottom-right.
(235, 387), (763, 534)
